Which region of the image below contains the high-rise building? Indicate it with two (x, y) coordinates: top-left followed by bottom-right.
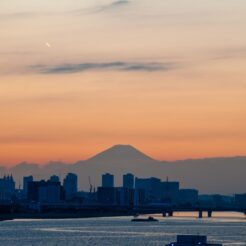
(23, 176), (33, 198)
(49, 175), (60, 182)
(102, 173), (114, 188)
(38, 181), (61, 203)
(27, 180), (62, 203)
(63, 173), (78, 200)
(161, 180), (180, 203)
(27, 181), (40, 201)
(123, 173), (134, 189)
(135, 177), (162, 201)
(178, 189), (199, 205)
(0, 175), (15, 201)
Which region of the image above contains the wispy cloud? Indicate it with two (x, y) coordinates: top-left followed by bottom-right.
(30, 61), (174, 74)
(0, 51), (37, 56)
(210, 47), (246, 61)
(99, 0), (130, 10)
(72, 0), (130, 15)
(0, 11), (35, 20)
(0, 11), (50, 21)
(0, 0), (130, 20)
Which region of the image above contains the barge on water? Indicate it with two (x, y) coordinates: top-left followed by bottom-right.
(131, 216), (158, 222)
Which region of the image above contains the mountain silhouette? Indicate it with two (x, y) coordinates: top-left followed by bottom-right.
(85, 144), (156, 164)
(1, 144), (246, 194)
(72, 145), (161, 189)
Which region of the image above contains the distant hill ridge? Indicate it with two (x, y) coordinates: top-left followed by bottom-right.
(1, 144), (245, 194)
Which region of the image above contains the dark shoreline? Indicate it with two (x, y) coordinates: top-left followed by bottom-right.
(0, 211), (137, 221)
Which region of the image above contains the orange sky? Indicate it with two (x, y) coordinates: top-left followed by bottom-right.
(1, 0), (246, 165)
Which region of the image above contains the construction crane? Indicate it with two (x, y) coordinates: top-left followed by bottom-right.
(88, 176), (93, 193)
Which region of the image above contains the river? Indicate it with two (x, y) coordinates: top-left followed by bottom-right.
(0, 212), (245, 246)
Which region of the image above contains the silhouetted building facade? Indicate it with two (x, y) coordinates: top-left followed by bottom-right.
(115, 187), (134, 206)
(39, 181), (61, 203)
(23, 175), (33, 198)
(97, 187), (116, 205)
(123, 173), (134, 189)
(27, 180), (63, 203)
(97, 186), (136, 207)
(235, 194), (246, 209)
(49, 175), (60, 182)
(135, 177), (162, 201)
(63, 173), (78, 200)
(27, 181), (40, 202)
(133, 189), (145, 206)
(161, 180), (180, 203)
(178, 189), (199, 206)
(198, 194), (233, 207)
(102, 173), (114, 188)
(0, 175), (15, 201)
(214, 195), (232, 207)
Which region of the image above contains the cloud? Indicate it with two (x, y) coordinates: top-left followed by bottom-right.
(107, 0), (129, 8)
(0, 11), (49, 21)
(0, 0), (130, 21)
(0, 51), (37, 56)
(0, 92), (79, 105)
(210, 47), (246, 61)
(73, 0), (130, 15)
(30, 61), (174, 74)
(0, 12), (35, 20)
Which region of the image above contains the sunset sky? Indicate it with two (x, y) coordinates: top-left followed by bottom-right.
(1, 0), (246, 165)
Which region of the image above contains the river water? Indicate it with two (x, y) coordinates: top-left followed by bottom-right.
(0, 212), (245, 246)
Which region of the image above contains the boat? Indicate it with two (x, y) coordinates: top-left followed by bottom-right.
(131, 216), (159, 222)
(166, 235), (222, 246)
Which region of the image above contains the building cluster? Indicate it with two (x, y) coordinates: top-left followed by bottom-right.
(235, 194), (246, 209)
(0, 173), (245, 210)
(97, 173), (198, 207)
(23, 173), (78, 204)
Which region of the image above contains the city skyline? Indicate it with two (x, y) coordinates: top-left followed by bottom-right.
(1, 171), (245, 212)
(0, 145), (245, 194)
(1, 0), (246, 164)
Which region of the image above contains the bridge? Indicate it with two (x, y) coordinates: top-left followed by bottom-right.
(132, 205), (246, 218)
(29, 203), (246, 218)
(38, 204), (246, 218)
(1, 203), (245, 220)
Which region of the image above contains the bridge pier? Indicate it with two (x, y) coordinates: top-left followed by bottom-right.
(168, 211), (173, 217)
(162, 212), (167, 217)
(198, 210), (203, 218)
(162, 211), (173, 217)
(208, 210), (213, 218)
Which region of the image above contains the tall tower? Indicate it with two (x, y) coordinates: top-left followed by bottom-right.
(123, 173), (134, 189)
(63, 173), (78, 200)
(102, 173), (114, 188)
(23, 175), (33, 197)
